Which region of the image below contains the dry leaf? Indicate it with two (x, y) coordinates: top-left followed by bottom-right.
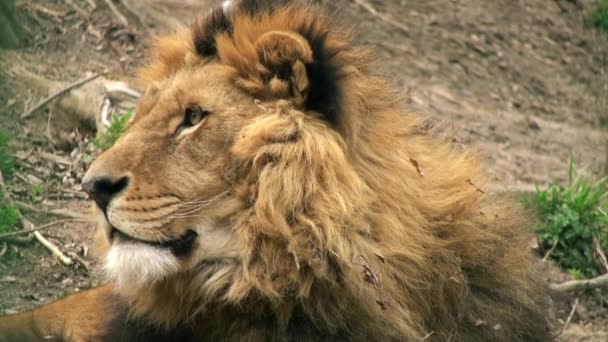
(410, 158), (424, 177)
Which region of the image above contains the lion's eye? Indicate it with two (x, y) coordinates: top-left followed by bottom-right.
(185, 106), (208, 127)
(177, 105), (209, 135)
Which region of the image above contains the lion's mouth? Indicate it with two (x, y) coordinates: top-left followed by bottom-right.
(110, 227), (198, 257)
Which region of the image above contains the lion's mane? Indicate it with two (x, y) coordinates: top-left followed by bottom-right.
(116, 1), (551, 340)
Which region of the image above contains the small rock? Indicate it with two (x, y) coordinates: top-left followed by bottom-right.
(527, 118), (541, 130)
(61, 278), (74, 287)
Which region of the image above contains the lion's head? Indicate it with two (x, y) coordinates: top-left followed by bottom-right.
(82, 1), (549, 340)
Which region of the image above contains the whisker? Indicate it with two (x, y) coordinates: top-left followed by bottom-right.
(172, 190), (231, 217)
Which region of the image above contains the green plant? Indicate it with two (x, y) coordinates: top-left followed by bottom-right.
(586, 0), (608, 33)
(0, 132), (14, 177)
(29, 184), (44, 202)
(524, 161), (608, 277)
(568, 269), (585, 280)
(93, 110), (133, 150)
(0, 194), (20, 234)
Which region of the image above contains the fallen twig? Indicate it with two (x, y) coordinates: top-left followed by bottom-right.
(594, 237), (608, 273)
(120, 0), (149, 30)
(103, 0), (129, 26)
(0, 242), (7, 258)
(0, 171), (75, 265)
(67, 251), (91, 272)
(551, 274), (608, 292)
(352, 0), (409, 36)
(21, 73), (103, 119)
(0, 219), (86, 239)
(14, 201), (89, 219)
(65, 0), (88, 16)
(559, 298), (579, 336)
(542, 239), (558, 262)
(84, 0), (96, 9)
(33, 231), (73, 265)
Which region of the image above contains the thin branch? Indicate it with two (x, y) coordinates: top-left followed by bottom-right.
(65, 0), (88, 16)
(0, 219), (87, 239)
(559, 298), (579, 336)
(14, 201), (89, 220)
(120, 0), (149, 31)
(33, 231), (73, 265)
(20, 73), (102, 119)
(542, 239), (559, 262)
(352, 0), (409, 36)
(84, 0), (97, 9)
(550, 274), (608, 292)
(103, 0), (128, 26)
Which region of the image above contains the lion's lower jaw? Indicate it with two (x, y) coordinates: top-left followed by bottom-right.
(103, 243), (181, 291)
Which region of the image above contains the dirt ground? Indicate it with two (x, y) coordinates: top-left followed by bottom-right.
(0, 0), (607, 340)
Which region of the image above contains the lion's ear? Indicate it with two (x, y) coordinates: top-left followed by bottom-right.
(228, 31), (313, 107)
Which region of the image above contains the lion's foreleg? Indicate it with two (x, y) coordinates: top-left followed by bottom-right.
(0, 284), (118, 342)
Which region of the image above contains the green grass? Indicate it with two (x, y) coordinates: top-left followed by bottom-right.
(29, 184), (44, 202)
(0, 132), (14, 177)
(524, 161), (608, 277)
(94, 110), (133, 150)
(0, 193), (20, 234)
(586, 0), (608, 33)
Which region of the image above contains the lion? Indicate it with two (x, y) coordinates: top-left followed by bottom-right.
(0, 0), (552, 341)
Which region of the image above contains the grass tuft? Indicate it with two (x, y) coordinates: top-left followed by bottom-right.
(0, 193), (20, 234)
(0, 132), (14, 177)
(586, 0), (608, 33)
(94, 110), (133, 150)
(524, 160), (608, 277)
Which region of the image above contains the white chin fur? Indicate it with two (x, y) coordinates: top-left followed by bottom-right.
(103, 243), (180, 290)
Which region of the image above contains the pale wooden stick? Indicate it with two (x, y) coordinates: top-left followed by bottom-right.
(0, 219), (87, 239)
(0, 242), (7, 257)
(559, 298), (579, 336)
(14, 201), (89, 220)
(65, 0), (88, 16)
(551, 274), (608, 292)
(84, 0), (97, 9)
(352, 0), (409, 35)
(542, 239), (558, 262)
(103, 0), (128, 26)
(0, 171), (74, 265)
(33, 231), (73, 265)
(20, 73), (102, 119)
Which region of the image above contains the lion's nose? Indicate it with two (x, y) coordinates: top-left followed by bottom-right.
(82, 175), (129, 214)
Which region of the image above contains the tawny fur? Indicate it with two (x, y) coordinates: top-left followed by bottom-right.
(89, 1), (551, 341)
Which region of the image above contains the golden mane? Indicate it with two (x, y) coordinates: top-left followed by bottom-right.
(123, 1), (551, 340)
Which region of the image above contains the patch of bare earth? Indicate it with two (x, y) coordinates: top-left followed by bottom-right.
(0, 0), (606, 339)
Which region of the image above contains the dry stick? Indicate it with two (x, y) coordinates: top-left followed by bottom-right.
(34, 231), (73, 265)
(84, 0), (96, 9)
(120, 0), (149, 31)
(14, 201), (89, 220)
(551, 274), (608, 292)
(352, 0), (409, 35)
(103, 0), (128, 26)
(0, 242), (7, 258)
(542, 239), (559, 262)
(20, 73), (102, 119)
(595, 238), (608, 272)
(67, 251), (91, 272)
(64, 0), (88, 16)
(0, 171), (74, 265)
(0, 219), (86, 239)
(559, 298), (579, 336)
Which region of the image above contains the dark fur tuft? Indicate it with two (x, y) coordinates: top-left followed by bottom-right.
(194, 0), (344, 125)
(192, 6), (232, 56)
(298, 21), (342, 126)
